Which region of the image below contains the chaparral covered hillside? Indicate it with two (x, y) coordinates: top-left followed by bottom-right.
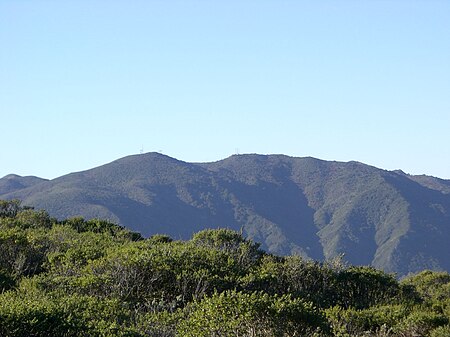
(1, 153), (449, 277)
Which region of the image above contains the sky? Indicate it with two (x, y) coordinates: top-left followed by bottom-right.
(1, 0), (449, 180)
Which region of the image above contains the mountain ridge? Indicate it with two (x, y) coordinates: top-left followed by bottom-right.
(1, 152), (449, 276)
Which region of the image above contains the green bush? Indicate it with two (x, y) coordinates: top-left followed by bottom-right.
(334, 266), (401, 309)
(394, 309), (448, 336)
(0, 200), (449, 336)
(402, 270), (450, 303)
(178, 290), (329, 337)
(430, 325), (450, 337)
(0, 227), (48, 278)
(325, 304), (410, 337)
(0, 290), (78, 337)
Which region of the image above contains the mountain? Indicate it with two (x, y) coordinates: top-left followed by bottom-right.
(0, 174), (48, 195)
(1, 153), (449, 276)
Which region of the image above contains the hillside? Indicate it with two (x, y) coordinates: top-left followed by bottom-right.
(0, 174), (48, 195)
(1, 152), (449, 276)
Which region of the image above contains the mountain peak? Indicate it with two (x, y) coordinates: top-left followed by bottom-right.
(1, 153), (449, 277)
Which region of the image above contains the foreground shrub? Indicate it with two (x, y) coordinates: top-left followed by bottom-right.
(430, 325), (450, 337)
(325, 304), (409, 337)
(394, 309), (448, 337)
(178, 290), (329, 337)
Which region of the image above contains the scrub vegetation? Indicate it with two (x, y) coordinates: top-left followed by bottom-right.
(0, 199), (449, 336)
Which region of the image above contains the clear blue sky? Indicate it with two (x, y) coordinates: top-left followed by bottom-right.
(1, 1), (449, 179)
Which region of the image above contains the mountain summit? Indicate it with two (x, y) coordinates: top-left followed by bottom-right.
(1, 152), (449, 276)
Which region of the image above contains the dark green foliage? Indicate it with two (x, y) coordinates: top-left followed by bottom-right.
(325, 304), (406, 337)
(72, 236), (259, 308)
(0, 280), (141, 337)
(0, 227), (48, 278)
(333, 266), (401, 309)
(0, 293), (76, 337)
(0, 268), (15, 291)
(401, 270), (450, 302)
(148, 234), (173, 244)
(241, 256), (403, 310)
(192, 228), (264, 272)
(62, 217), (142, 241)
(0, 199), (23, 218)
(14, 209), (52, 229)
(430, 325), (450, 337)
(280, 256), (339, 307)
(0, 200), (449, 336)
